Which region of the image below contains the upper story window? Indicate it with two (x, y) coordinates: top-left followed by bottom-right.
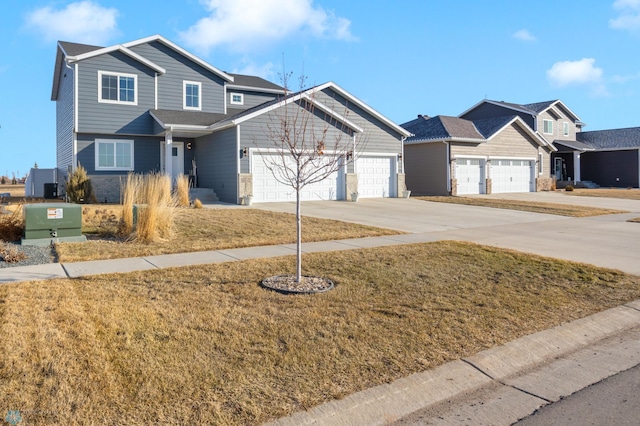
(230, 92), (244, 105)
(184, 81), (201, 110)
(563, 122), (569, 137)
(95, 139), (134, 171)
(98, 71), (137, 105)
(543, 119), (553, 135)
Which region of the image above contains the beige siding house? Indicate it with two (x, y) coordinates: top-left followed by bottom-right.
(402, 115), (556, 195)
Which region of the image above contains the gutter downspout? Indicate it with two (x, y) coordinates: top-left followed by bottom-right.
(445, 142), (451, 194)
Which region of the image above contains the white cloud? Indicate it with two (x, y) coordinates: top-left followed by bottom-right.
(512, 29), (536, 42)
(233, 60), (277, 81)
(179, 0), (355, 54)
(547, 58), (609, 96)
(25, 1), (119, 45)
(610, 0), (640, 31)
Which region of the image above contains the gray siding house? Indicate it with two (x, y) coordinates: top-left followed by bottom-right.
(51, 35), (411, 203)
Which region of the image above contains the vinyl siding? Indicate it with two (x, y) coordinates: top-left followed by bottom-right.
(404, 142), (449, 195)
(77, 51), (156, 135)
(195, 127), (238, 203)
(76, 134), (163, 174)
(129, 41), (226, 113)
(537, 109), (578, 141)
(56, 61), (75, 182)
(450, 124), (539, 159)
(237, 102), (353, 174)
(227, 90), (277, 110)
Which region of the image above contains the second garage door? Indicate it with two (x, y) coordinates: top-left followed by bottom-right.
(252, 152), (343, 202)
(455, 158), (485, 195)
(356, 156), (395, 198)
(491, 159), (534, 193)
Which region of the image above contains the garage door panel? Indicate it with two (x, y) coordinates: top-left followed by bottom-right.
(456, 158), (485, 195)
(491, 159), (533, 193)
(252, 153), (342, 203)
(357, 156), (394, 198)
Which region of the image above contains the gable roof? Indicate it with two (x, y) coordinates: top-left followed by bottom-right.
(210, 82), (412, 138)
(227, 73), (284, 94)
(459, 99), (583, 124)
(403, 114), (556, 151)
(576, 127), (640, 150)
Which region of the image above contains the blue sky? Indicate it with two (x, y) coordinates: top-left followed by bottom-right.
(1, 0), (640, 177)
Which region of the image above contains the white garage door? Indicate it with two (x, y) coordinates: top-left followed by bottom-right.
(252, 152), (343, 203)
(455, 158), (485, 195)
(356, 156), (394, 198)
(491, 159), (534, 193)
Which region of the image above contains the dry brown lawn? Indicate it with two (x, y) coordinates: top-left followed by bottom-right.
(1, 241), (639, 425)
(55, 207), (401, 262)
(418, 196), (626, 217)
(566, 188), (640, 200)
(0, 184), (24, 198)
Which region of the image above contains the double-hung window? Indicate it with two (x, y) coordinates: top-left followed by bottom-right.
(543, 119), (553, 135)
(183, 81), (201, 110)
(95, 139), (134, 171)
(99, 71), (137, 105)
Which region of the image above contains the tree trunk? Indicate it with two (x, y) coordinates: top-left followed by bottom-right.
(296, 186), (302, 283)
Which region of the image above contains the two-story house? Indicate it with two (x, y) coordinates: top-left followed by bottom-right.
(401, 102), (557, 196)
(459, 100), (640, 188)
(51, 35), (411, 204)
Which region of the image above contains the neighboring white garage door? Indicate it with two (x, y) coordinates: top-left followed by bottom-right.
(491, 159), (534, 193)
(252, 152), (343, 203)
(356, 156), (395, 198)
(455, 158), (485, 195)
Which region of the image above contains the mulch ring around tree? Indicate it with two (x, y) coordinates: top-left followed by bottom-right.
(260, 274), (335, 295)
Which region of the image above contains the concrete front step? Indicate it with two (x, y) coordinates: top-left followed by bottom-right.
(189, 188), (219, 202)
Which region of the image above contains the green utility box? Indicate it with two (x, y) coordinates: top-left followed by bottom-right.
(22, 203), (87, 246)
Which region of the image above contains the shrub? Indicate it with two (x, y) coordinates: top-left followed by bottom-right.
(0, 176), (5, 184)
(174, 174), (190, 207)
(66, 164), (95, 203)
(119, 173), (141, 236)
(0, 205), (24, 242)
(193, 198), (203, 209)
(565, 185), (574, 192)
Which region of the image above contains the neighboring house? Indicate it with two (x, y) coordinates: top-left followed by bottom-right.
(401, 114), (556, 195)
(553, 128), (640, 188)
(51, 35), (411, 203)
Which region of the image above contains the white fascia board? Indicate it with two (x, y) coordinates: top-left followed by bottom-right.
(312, 82), (413, 138)
(405, 137), (485, 145)
(306, 94), (364, 133)
(122, 35), (234, 82)
(69, 45), (166, 74)
(226, 84), (285, 95)
(547, 100), (582, 123)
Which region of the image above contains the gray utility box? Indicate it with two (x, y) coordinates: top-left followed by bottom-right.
(22, 203), (87, 246)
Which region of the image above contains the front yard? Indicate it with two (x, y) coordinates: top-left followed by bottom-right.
(1, 241), (639, 425)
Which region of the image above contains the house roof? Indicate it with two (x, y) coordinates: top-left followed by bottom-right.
(150, 108), (245, 127)
(210, 82), (412, 138)
(402, 114), (556, 151)
(459, 99), (583, 125)
(576, 127), (640, 150)
(227, 73), (284, 93)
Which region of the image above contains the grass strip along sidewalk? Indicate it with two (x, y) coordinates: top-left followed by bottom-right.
(2, 241), (639, 425)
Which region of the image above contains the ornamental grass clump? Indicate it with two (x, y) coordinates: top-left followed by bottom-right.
(0, 204), (24, 242)
(119, 173), (176, 243)
(174, 174), (190, 208)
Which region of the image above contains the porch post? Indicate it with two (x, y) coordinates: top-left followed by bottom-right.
(165, 127), (173, 179)
(573, 151), (581, 183)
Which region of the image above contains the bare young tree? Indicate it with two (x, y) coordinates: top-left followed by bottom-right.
(260, 74), (364, 285)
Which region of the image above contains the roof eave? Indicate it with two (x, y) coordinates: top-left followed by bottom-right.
(226, 84), (285, 95)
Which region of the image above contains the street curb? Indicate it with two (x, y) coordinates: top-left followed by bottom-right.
(264, 300), (640, 426)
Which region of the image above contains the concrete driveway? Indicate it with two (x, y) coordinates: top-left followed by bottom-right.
(254, 193), (640, 276)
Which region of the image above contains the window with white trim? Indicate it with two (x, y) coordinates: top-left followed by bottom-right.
(183, 81), (201, 110)
(230, 92), (244, 105)
(543, 119), (553, 135)
(563, 122), (569, 137)
(98, 71), (137, 105)
(95, 139), (134, 171)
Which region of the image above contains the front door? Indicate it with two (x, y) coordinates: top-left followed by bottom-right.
(555, 158), (563, 180)
(161, 141), (184, 181)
